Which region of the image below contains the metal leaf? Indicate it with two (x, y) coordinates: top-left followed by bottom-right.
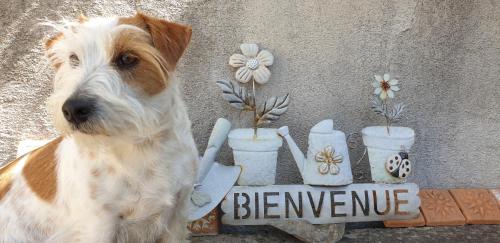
(370, 96), (386, 116)
(216, 80), (253, 111)
(256, 93), (290, 126)
(191, 190), (212, 207)
(389, 102), (406, 123)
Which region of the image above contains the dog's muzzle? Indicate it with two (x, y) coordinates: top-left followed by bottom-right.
(62, 98), (96, 127)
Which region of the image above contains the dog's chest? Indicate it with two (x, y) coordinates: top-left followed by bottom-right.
(66, 146), (174, 224)
(90, 160), (172, 220)
(57, 136), (197, 239)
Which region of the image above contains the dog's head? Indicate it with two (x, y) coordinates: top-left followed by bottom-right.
(45, 13), (191, 139)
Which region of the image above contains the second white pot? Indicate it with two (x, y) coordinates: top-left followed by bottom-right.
(362, 126), (415, 183)
(228, 128), (283, 186)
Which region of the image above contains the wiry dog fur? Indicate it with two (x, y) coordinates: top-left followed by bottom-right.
(0, 13), (198, 242)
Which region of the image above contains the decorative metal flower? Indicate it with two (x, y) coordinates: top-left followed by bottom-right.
(370, 73), (406, 133)
(218, 43), (289, 136)
(315, 146), (343, 175)
(372, 73), (400, 100)
(229, 43), (274, 84)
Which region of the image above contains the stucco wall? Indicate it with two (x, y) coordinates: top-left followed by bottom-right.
(0, 0), (499, 188)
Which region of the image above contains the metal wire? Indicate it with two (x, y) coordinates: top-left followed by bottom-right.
(346, 132), (367, 167)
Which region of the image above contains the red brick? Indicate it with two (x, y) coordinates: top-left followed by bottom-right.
(419, 189), (465, 226)
(489, 189), (500, 208)
(384, 208), (425, 228)
(450, 189), (500, 224)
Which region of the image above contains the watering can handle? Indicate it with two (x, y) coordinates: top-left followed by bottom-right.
(277, 126), (289, 137)
(197, 118), (232, 182)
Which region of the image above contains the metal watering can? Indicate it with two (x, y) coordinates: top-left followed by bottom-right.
(278, 119), (353, 186)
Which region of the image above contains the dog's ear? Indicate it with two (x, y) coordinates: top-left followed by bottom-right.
(121, 13), (192, 71)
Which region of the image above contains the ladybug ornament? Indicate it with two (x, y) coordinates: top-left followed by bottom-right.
(385, 151), (411, 179)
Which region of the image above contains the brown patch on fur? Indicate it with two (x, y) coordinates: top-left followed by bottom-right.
(91, 168), (100, 177)
(118, 13), (192, 71)
(45, 33), (64, 69)
(88, 152), (95, 160)
(0, 181), (12, 200)
(103, 203), (113, 211)
(111, 28), (169, 94)
(89, 182), (98, 199)
(145, 168), (154, 177)
(78, 14), (88, 23)
(0, 155), (24, 200)
(22, 137), (63, 202)
(121, 207), (135, 219)
(51, 62), (62, 70)
(45, 33), (63, 50)
(107, 165), (115, 174)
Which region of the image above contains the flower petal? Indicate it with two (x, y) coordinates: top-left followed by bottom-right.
(387, 89), (395, 98)
(389, 79), (399, 85)
(324, 146), (333, 154)
(330, 164), (340, 175)
(318, 163), (329, 174)
(372, 81), (380, 88)
(253, 66), (271, 84)
(235, 67), (253, 83)
(240, 43), (259, 57)
(391, 85), (400, 91)
(257, 50), (274, 66)
(374, 87), (382, 95)
(229, 54), (247, 67)
(375, 75), (383, 82)
(315, 153), (326, 162)
(383, 73), (390, 81)
(380, 91), (387, 100)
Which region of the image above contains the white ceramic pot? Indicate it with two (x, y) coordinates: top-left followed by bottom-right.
(362, 126), (415, 183)
(228, 128), (283, 186)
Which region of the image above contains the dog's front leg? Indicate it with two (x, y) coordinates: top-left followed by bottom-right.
(156, 188), (192, 243)
(59, 213), (117, 243)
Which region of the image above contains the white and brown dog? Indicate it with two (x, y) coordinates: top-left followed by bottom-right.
(0, 13), (198, 242)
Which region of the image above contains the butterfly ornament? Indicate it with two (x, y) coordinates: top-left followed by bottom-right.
(315, 146), (343, 175)
(385, 151), (411, 179)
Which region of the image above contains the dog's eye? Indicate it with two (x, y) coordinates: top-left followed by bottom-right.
(69, 53), (79, 67)
(116, 52), (139, 69)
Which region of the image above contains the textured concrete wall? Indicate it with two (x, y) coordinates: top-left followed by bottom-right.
(0, 0), (499, 188)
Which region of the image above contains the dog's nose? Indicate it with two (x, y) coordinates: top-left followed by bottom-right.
(62, 98), (95, 125)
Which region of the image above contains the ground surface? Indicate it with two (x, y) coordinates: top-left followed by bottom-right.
(192, 225), (500, 243)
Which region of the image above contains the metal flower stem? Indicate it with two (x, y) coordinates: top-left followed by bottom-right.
(252, 79), (258, 137)
(383, 99), (391, 134)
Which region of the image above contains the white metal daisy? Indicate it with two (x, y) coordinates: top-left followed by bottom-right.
(228, 43), (274, 84)
(372, 73), (400, 100)
(315, 146), (343, 175)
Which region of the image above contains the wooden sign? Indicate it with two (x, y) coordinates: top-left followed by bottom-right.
(221, 183), (420, 225)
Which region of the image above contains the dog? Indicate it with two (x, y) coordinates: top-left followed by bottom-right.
(0, 13), (198, 242)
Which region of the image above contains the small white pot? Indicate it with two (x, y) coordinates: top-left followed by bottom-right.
(228, 128), (283, 186)
(362, 126), (415, 183)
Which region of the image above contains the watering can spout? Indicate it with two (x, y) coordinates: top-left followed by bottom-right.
(278, 126), (305, 173)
